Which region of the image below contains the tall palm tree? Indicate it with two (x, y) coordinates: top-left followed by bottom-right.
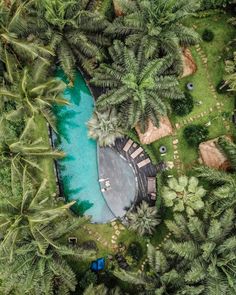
(116, 209), (236, 295)
(87, 108), (123, 146)
(126, 201), (160, 236)
(0, 0), (53, 82)
(0, 215), (93, 294)
(0, 116), (64, 177)
(0, 165), (75, 260)
(164, 211), (236, 294)
(106, 0), (200, 74)
(115, 243), (186, 295)
(91, 40), (184, 132)
(30, 0), (110, 81)
(195, 136), (236, 216)
(0, 64), (67, 130)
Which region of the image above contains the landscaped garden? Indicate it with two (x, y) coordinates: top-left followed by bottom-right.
(0, 0), (236, 294)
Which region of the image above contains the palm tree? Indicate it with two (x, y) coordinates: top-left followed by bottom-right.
(30, 0), (110, 80)
(162, 176), (206, 216)
(116, 209), (236, 295)
(0, 0), (53, 82)
(0, 116), (64, 177)
(87, 108), (123, 146)
(0, 215), (93, 294)
(91, 40), (184, 132)
(0, 64), (67, 130)
(114, 243), (186, 295)
(106, 0), (200, 74)
(195, 136), (236, 216)
(164, 211), (236, 294)
(126, 201), (160, 236)
(0, 165), (75, 260)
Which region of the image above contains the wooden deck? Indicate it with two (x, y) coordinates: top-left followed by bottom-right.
(113, 137), (161, 206)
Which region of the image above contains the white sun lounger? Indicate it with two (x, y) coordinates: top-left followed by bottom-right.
(137, 158), (151, 168)
(131, 147), (143, 159)
(123, 139), (133, 152)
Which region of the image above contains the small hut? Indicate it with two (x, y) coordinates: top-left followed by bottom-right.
(136, 117), (173, 145)
(199, 138), (231, 170)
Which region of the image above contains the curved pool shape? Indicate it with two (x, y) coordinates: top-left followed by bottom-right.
(54, 70), (115, 223)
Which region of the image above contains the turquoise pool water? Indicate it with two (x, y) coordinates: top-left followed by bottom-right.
(54, 70), (115, 223)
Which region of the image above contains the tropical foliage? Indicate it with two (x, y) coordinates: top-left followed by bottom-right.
(32, 0), (110, 80)
(126, 201), (160, 236)
(87, 108), (123, 146)
(162, 176), (206, 216)
(92, 40), (184, 132)
(115, 208), (236, 294)
(106, 0), (200, 75)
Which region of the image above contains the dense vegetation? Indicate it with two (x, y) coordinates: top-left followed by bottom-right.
(0, 0), (235, 294)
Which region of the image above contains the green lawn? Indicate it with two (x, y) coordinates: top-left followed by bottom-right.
(150, 12), (235, 175)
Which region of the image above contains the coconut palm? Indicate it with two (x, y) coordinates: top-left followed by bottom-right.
(31, 0), (110, 80)
(91, 40), (184, 132)
(164, 211), (236, 294)
(0, 116), (64, 177)
(87, 109), (123, 146)
(0, 0), (53, 82)
(106, 0), (200, 74)
(126, 201), (160, 236)
(0, 165), (76, 260)
(162, 176), (206, 216)
(115, 243), (187, 295)
(116, 209), (236, 295)
(0, 63), (67, 130)
(196, 136), (236, 216)
(0, 215), (93, 294)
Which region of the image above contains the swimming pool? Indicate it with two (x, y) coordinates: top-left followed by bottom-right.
(54, 70), (115, 223)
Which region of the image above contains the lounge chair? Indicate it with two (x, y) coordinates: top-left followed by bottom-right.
(137, 158), (151, 168)
(147, 177), (156, 200)
(131, 147), (143, 159)
(123, 139), (133, 152)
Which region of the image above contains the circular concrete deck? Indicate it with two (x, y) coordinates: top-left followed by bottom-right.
(99, 147), (138, 219)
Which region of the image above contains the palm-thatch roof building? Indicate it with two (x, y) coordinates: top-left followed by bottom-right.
(199, 138), (231, 170)
(136, 116), (173, 145)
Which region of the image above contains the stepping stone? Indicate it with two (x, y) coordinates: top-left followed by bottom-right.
(216, 102), (220, 106)
(112, 235), (117, 240)
(111, 239), (116, 244)
(174, 150), (178, 154)
(173, 145), (178, 150)
(210, 108), (213, 112)
(103, 241), (108, 246)
(173, 139), (179, 144)
(114, 225), (118, 230)
(115, 230), (120, 236)
(111, 221), (116, 226)
(175, 123), (180, 128)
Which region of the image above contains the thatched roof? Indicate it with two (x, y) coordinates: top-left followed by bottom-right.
(136, 117), (173, 145)
(199, 138), (231, 170)
(181, 48), (197, 78)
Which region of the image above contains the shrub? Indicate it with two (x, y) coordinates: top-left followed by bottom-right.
(79, 270), (97, 290)
(216, 80), (229, 94)
(183, 124), (209, 147)
(202, 29), (214, 42)
(127, 242), (143, 262)
(171, 92), (194, 116)
(81, 240), (98, 251)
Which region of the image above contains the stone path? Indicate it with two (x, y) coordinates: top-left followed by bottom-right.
(165, 44), (232, 176)
(83, 221), (125, 251)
